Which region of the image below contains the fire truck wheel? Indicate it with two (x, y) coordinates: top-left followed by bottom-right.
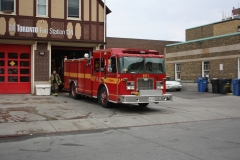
(99, 87), (109, 108)
(70, 83), (79, 99)
(138, 103), (149, 107)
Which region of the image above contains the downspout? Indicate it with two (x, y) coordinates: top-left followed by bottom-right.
(31, 42), (37, 95)
(48, 41), (51, 76)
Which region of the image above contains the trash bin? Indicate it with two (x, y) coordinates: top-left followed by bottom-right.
(210, 78), (220, 93)
(197, 77), (208, 92)
(232, 78), (240, 96)
(219, 78), (232, 94)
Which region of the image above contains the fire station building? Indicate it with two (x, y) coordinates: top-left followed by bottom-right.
(165, 8), (240, 81)
(0, 0), (110, 94)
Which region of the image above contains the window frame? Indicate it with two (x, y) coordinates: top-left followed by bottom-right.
(36, 0), (48, 17)
(0, 0), (16, 15)
(67, 0), (81, 20)
(175, 63), (181, 80)
(202, 61), (210, 78)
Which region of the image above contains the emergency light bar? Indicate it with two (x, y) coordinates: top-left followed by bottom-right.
(122, 49), (159, 55)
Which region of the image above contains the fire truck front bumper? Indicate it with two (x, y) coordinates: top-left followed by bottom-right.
(119, 94), (172, 104)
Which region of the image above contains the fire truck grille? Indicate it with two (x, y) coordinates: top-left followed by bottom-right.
(137, 78), (154, 90)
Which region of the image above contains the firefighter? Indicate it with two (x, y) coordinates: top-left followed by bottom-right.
(49, 70), (62, 96)
(146, 62), (153, 72)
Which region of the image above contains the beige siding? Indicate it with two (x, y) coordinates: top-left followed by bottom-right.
(98, 3), (104, 22)
(91, 0), (97, 21)
(84, 0), (90, 21)
(51, 0), (64, 19)
(0, 17), (6, 35)
(36, 20), (48, 38)
(19, 0), (33, 16)
(67, 22), (73, 39)
(75, 23), (81, 39)
(9, 18), (16, 36)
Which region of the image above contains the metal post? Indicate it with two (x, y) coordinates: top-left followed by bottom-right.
(104, 0), (106, 49)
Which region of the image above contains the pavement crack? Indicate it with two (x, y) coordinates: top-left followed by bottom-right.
(61, 143), (84, 147)
(67, 112), (92, 120)
(19, 148), (51, 152)
(109, 110), (117, 117)
(48, 121), (58, 132)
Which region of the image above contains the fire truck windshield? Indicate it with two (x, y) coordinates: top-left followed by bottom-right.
(118, 57), (165, 74)
(145, 58), (165, 73)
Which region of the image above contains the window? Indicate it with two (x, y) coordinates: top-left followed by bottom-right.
(94, 58), (104, 72)
(110, 57), (117, 73)
(145, 58), (165, 73)
(202, 61), (210, 78)
(0, 0), (15, 14)
(68, 0), (80, 18)
(175, 63), (181, 80)
(37, 0), (48, 16)
(118, 57), (144, 73)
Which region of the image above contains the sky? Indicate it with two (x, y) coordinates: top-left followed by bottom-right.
(106, 0), (239, 42)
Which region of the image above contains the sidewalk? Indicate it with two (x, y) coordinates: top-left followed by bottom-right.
(0, 92), (239, 138)
(0, 93), (109, 137)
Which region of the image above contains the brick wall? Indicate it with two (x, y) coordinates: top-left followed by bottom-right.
(186, 19), (240, 41)
(166, 62), (202, 81)
(210, 58), (238, 79)
(213, 20), (240, 36)
(186, 25), (213, 41)
(167, 34), (240, 53)
(181, 61), (202, 80)
(232, 8), (240, 15)
(34, 43), (49, 81)
(106, 37), (179, 55)
(166, 33), (240, 80)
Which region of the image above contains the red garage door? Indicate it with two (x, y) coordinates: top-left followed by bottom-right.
(0, 44), (31, 94)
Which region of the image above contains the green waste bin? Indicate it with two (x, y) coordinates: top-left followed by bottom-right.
(219, 78), (232, 94)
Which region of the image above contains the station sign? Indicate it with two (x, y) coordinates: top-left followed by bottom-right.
(9, 23), (73, 36)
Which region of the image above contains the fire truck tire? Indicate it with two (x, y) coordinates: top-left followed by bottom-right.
(138, 103), (149, 107)
(70, 83), (79, 99)
(99, 87), (109, 108)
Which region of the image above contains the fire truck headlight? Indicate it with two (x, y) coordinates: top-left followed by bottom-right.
(126, 81), (135, 90)
(156, 81), (163, 90)
(126, 86), (135, 90)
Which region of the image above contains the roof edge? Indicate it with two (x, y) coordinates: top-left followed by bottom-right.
(166, 32), (240, 47)
(186, 18), (240, 30)
(99, 0), (112, 14)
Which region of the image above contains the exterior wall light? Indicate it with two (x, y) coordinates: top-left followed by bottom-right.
(39, 51), (45, 56)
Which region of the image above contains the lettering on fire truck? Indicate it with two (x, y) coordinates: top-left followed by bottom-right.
(63, 48), (172, 108)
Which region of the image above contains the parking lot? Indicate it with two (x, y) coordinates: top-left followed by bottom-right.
(0, 89), (239, 137)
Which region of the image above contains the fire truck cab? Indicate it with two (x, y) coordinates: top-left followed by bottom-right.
(64, 48), (172, 108)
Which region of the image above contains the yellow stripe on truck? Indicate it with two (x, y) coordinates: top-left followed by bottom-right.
(65, 72), (119, 84)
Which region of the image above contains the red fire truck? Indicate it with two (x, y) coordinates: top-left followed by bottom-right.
(63, 48), (172, 108)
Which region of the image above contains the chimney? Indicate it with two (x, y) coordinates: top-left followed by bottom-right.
(232, 7), (240, 16)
